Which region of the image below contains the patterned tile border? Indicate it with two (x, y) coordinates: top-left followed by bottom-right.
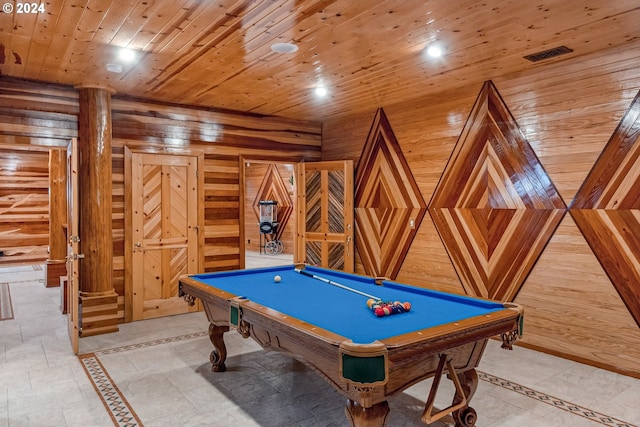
(80, 331), (638, 427)
(94, 331), (208, 356)
(78, 353), (144, 427)
(479, 372), (638, 427)
(78, 331), (208, 427)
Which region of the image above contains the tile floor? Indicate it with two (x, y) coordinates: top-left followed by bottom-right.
(1, 255), (639, 427)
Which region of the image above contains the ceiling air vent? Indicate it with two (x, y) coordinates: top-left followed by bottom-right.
(523, 46), (573, 62)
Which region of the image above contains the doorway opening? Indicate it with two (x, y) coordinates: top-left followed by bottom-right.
(243, 160), (295, 269)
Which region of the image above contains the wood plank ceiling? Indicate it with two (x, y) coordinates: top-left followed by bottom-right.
(0, 0), (639, 122)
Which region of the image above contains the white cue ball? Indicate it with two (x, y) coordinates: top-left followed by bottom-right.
(274, 275), (281, 283)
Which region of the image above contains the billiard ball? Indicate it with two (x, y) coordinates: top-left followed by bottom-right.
(274, 275), (281, 283)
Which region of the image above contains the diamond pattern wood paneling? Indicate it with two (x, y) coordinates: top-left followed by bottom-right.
(143, 249), (162, 300)
(355, 108), (427, 279)
(306, 241), (321, 266)
(143, 164), (162, 240)
(429, 81), (567, 301)
(169, 166), (188, 238)
(328, 242), (346, 271)
(305, 170), (321, 233)
(328, 171), (345, 234)
(252, 164), (293, 241)
(571, 90), (640, 327)
(169, 247), (187, 298)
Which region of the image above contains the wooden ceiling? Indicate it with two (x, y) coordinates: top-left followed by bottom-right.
(1, 0), (639, 122)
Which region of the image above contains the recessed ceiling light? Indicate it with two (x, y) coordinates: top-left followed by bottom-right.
(106, 63), (123, 73)
(271, 42), (298, 53)
(426, 43), (444, 58)
(315, 86), (328, 97)
(119, 48), (136, 62)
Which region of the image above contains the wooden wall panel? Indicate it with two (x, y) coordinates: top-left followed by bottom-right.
(570, 90), (640, 328)
(0, 149), (50, 265)
(47, 149), (67, 262)
(322, 42), (640, 378)
(517, 215), (640, 378)
(0, 79), (77, 265)
(202, 153), (242, 272)
(112, 144), (125, 317)
(429, 81), (566, 301)
(355, 108), (427, 279)
(0, 79), (78, 148)
(110, 97), (321, 150)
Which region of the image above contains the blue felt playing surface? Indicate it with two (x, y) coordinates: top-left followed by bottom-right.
(192, 265), (505, 344)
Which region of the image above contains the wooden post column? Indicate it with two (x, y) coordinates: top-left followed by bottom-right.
(76, 84), (119, 336)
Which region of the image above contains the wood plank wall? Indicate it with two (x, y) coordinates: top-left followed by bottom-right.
(0, 79), (77, 266)
(0, 149), (51, 265)
(110, 98), (319, 275)
(321, 42), (640, 378)
(0, 77), (321, 322)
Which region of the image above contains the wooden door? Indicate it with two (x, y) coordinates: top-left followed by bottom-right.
(295, 160), (354, 272)
(130, 152), (200, 320)
(66, 138), (80, 354)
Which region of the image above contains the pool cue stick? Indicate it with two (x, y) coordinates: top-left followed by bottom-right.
(294, 268), (381, 301)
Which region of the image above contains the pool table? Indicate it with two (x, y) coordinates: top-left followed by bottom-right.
(179, 264), (523, 427)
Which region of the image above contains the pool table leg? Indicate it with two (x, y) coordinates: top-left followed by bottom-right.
(450, 369), (479, 427)
(345, 399), (390, 427)
(208, 323), (229, 372)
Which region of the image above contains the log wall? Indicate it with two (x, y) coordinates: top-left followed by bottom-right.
(0, 77), (321, 322)
(110, 97), (319, 282)
(0, 148), (51, 265)
(321, 43), (640, 378)
(0, 79), (77, 265)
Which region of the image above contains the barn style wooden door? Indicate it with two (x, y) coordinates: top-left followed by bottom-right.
(295, 160), (354, 272)
(65, 138), (80, 354)
(128, 151), (202, 320)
